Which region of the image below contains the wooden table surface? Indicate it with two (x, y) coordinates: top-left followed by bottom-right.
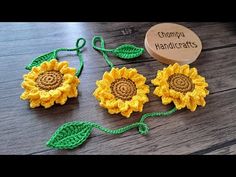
(0, 22), (236, 155)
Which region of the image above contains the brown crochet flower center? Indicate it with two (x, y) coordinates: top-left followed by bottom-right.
(36, 70), (63, 90)
(110, 78), (137, 101)
(167, 73), (195, 94)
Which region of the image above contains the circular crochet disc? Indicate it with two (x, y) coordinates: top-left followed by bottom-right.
(167, 73), (195, 94)
(36, 70), (63, 90)
(110, 78), (137, 101)
(145, 23), (202, 65)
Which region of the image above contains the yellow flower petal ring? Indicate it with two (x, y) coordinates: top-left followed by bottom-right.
(20, 59), (80, 108)
(151, 63), (209, 111)
(93, 67), (150, 118)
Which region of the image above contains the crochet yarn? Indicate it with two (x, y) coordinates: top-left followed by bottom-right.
(25, 38), (86, 78)
(92, 36), (144, 68)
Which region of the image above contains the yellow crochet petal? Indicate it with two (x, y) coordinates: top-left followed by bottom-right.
(137, 86), (149, 95)
(28, 89), (40, 99)
(96, 79), (110, 89)
(21, 81), (35, 90)
(45, 59), (55, 70)
(53, 60), (60, 70)
(189, 67), (198, 79)
(20, 91), (29, 100)
(63, 74), (74, 84)
(164, 67), (174, 77)
(99, 90), (114, 99)
(196, 97), (206, 107)
(132, 95), (148, 104)
(32, 67), (40, 75)
(179, 64), (189, 74)
(25, 79), (36, 86)
(68, 87), (78, 98)
(55, 93), (68, 105)
(137, 103), (144, 112)
(119, 67), (128, 78)
(69, 77), (80, 88)
(29, 99), (41, 108)
(162, 96), (173, 105)
(110, 68), (121, 79)
(153, 87), (162, 97)
(172, 63), (180, 72)
(24, 72), (37, 80)
(186, 98), (198, 112)
(103, 71), (115, 83)
(151, 78), (159, 86)
(58, 84), (71, 93)
(39, 91), (51, 101)
(45, 61), (52, 70)
(121, 108), (133, 118)
(173, 98), (186, 110)
(57, 61), (69, 71)
(128, 99), (139, 110)
(41, 99), (55, 108)
(128, 68), (138, 78)
(49, 89), (62, 99)
(132, 75), (146, 88)
(117, 100), (129, 112)
(60, 67), (76, 75)
(40, 62), (48, 72)
(108, 108), (120, 114)
(106, 99), (119, 109)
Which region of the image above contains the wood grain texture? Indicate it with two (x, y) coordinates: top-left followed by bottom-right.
(0, 22), (235, 154)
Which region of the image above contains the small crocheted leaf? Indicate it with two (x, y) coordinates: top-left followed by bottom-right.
(47, 121), (93, 149)
(25, 51), (57, 70)
(113, 44), (144, 59)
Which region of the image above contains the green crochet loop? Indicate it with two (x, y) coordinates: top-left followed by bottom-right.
(25, 38), (86, 78)
(92, 36), (144, 69)
(47, 107), (177, 150)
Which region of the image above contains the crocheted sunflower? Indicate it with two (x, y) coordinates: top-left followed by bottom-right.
(151, 63), (209, 111)
(20, 59), (80, 108)
(93, 67), (150, 118)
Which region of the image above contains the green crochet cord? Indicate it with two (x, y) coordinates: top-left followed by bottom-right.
(25, 38), (86, 78)
(92, 36), (144, 69)
(47, 107), (177, 150)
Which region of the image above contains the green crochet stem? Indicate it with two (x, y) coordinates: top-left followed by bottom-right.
(92, 36), (144, 69)
(93, 106), (177, 135)
(92, 36), (114, 68)
(25, 38), (86, 78)
(47, 107), (177, 150)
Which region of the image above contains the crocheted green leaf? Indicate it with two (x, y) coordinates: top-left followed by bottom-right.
(47, 121), (93, 149)
(25, 51), (57, 70)
(113, 44), (144, 59)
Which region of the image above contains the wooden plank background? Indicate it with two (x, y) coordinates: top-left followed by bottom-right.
(0, 22), (235, 154)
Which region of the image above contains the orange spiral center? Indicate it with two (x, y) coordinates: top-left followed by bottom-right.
(167, 73), (194, 94)
(110, 78), (137, 101)
(36, 71), (63, 90)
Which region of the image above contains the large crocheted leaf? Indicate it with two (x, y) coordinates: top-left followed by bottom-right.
(113, 44), (144, 59)
(47, 121), (93, 149)
(25, 51), (57, 70)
